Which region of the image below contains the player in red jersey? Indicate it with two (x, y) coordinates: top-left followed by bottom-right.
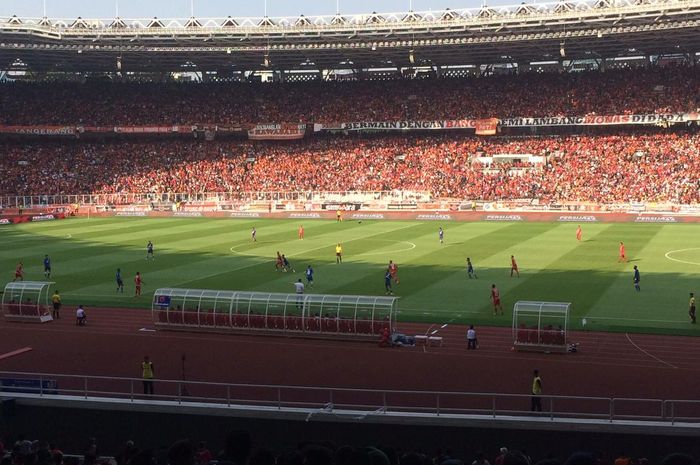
(275, 251), (284, 271)
(510, 255), (520, 278)
(491, 284), (503, 315)
(618, 242), (627, 263)
(13, 261), (24, 282)
(576, 225), (582, 241)
(298, 225), (304, 240)
(388, 260), (399, 284)
(134, 272), (143, 297)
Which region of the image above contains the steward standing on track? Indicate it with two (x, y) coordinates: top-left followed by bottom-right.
(531, 369), (543, 412)
(690, 293), (696, 324)
(51, 290), (61, 319)
(142, 356), (155, 395)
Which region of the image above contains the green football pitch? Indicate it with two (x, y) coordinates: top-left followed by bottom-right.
(1, 217), (699, 335)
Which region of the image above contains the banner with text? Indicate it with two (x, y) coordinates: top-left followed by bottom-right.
(0, 125), (76, 136)
(112, 126), (181, 134)
(338, 120), (476, 131)
(248, 123), (307, 140)
(475, 118), (500, 135)
(499, 113), (700, 127)
(1, 112), (697, 138)
(329, 113), (699, 132)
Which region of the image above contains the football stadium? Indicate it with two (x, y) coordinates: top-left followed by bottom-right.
(1, 0), (700, 463)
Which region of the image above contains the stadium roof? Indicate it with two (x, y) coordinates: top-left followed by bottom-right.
(0, 0), (699, 72)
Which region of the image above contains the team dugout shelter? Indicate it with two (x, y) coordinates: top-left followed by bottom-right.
(512, 300), (570, 353)
(152, 288), (398, 340)
(2, 281), (55, 323)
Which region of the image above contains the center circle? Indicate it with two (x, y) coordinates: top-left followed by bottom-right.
(664, 248), (700, 266)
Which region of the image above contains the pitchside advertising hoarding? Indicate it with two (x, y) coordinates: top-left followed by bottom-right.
(62, 210), (700, 223)
(351, 213), (385, 220)
(557, 215), (598, 222)
(229, 212), (261, 218)
(0, 213), (65, 225)
(288, 212), (322, 219)
(633, 216), (678, 223)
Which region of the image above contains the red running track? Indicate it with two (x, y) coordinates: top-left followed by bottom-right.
(0, 307), (699, 402)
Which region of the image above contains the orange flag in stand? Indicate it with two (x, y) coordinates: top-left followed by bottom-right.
(475, 118), (500, 136)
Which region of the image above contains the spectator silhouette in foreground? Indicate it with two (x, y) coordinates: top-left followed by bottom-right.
(168, 440), (195, 465)
(218, 431), (251, 465)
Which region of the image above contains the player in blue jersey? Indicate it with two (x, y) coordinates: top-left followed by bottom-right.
(282, 254), (295, 273)
(466, 257), (477, 279)
(116, 268), (124, 293)
(633, 265), (641, 292)
(439, 227), (444, 244)
(305, 265), (314, 287)
(43, 254), (51, 278)
(384, 268), (394, 295)
(146, 241), (154, 260)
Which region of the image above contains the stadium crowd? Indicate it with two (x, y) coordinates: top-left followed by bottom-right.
(1, 431), (697, 465)
(1, 132), (698, 204)
(0, 67), (698, 125)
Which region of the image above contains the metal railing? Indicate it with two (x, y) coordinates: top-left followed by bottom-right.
(0, 190), (433, 208)
(2, 371), (700, 424)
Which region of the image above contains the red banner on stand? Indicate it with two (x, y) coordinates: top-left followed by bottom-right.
(475, 118), (500, 135)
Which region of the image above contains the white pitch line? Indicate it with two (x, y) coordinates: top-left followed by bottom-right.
(229, 223), (418, 259)
(587, 315), (688, 324)
(625, 333), (677, 369)
(405, 308), (483, 315)
(664, 248), (700, 266)
(358, 241), (417, 256)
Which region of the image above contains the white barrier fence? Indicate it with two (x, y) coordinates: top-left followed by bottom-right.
(2, 371), (700, 424)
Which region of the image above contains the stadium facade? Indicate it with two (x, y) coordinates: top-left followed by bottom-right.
(0, 0), (699, 76)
